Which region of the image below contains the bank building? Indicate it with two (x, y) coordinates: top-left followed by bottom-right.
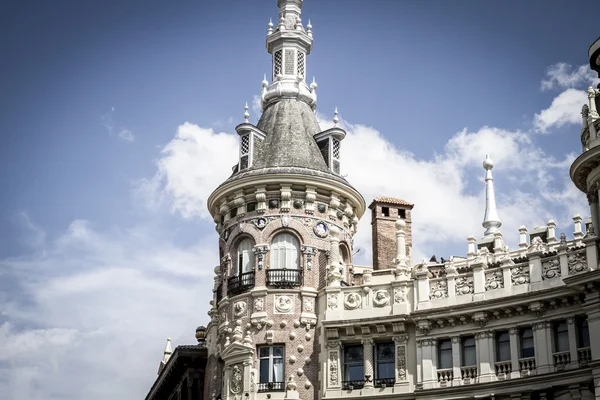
(145, 1), (600, 399)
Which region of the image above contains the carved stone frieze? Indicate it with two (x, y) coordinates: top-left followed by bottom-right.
(327, 293), (339, 309)
(542, 259), (561, 280)
(373, 290), (390, 307)
(529, 236), (548, 254)
(275, 295), (293, 313)
(394, 287), (406, 303)
(511, 265), (530, 285)
(329, 352), (339, 386)
(397, 345), (407, 381)
(303, 298), (314, 313)
(568, 252), (589, 275)
(455, 276), (474, 296)
(233, 300), (247, 317)
(429, 279), (448, 299)
(344, 292), (362, 310)
(485, 270), (504, 290)
(254, 297), (265, 312)
(230, 364), (243, 394)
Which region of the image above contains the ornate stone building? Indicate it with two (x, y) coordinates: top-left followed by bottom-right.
(147, 2), (600, 400)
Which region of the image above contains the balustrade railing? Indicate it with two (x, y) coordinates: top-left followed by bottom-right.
(227, 271), (255, 296)
(553, 351), (571, 369)
(460, 366), (477, 382)
(267, 268), (302, 288)
(437, 368), (453, 385)
(374, 378), (395, 388)
(519, 357), (536, 376)
(578, 347), (591, 366)
(257, 382), (284, 392)
(494, 361), (512, 377)
(342, 380), (365, 390)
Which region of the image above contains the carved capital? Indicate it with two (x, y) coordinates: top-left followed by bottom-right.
(393, 334), (409, 344)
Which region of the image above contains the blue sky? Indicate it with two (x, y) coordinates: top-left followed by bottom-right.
(1, 0), (598, 398)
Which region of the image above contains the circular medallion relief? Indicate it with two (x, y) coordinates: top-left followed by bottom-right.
(313, 221), (328, 238)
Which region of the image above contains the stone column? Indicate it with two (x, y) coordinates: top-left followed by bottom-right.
(475, 331), (495, 382)
(533, 321), (552, 374)
(567, 318), (579, 369)
(327, 227), (341, 287)
(509, 328), (520, 379)
(584, 232), (599, 271)
(362, 338), (374, 388)
(451, 336), (462, 385)
(393, 335), (409, 386)
(416, 339), (423, 386)
(419, 339), (437, 389)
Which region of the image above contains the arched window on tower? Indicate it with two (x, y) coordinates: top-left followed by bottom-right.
(228, 238), (255, 296)
(268, 232), (302, 287)
(340, 244), (350, 283)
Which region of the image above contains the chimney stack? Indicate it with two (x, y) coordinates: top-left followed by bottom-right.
(369, 197), (413, 270)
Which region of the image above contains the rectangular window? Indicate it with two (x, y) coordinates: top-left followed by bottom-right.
(343, 344), (364, 382)
(554, 321), (569, 352)
(398, 209), (406, 219)
(247, 202), (257, 212)
(495, 331), (511, 362)
(375, 342), (395, 381)
(382, 207), (390, 217)
(318, 139), (329, 167)
(258, 345), (284, 392)
(577, 317), (590, 348)
(461, 336), (476, 366)
(230, 208), (237, 218)
(438, 339), (453, 369)
(520, 328), (535, 358)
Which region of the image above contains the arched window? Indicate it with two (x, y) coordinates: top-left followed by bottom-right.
(235, 238), (255, 275)
(271, 233), (299, 270)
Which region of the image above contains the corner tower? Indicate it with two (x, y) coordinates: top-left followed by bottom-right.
(204, 2), (366, 399)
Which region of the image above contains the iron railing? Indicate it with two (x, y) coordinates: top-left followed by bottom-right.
(374, 378), (395, 388)
(267, 268), (302, 288)
(227, 272), (255, 296)
(257, 382), (285, 392)
(342, 380), (365, 390)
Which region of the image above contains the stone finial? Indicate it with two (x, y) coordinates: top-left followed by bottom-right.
(467, 236), (476, 257)
(518, 225), (528, 249)
(482, 155), (502, 236)
(262, 74), (269, 88)
(243, 102), (249, 123)
(195, 326), (207, 346)
(267, 18), (274, 35)
(573, 214), (584, 240)
(310, 76), (318, 91)
(547, 219), (557, 243)
(306, 19), (312, 37)
(333, 107), (339, 127)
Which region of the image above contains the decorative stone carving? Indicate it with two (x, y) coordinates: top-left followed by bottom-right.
(326, 263), (343, 286)
(293, 199), (303, 209)
(275, 295), (293, 313)
(397, 345), (407, 381)
(485, 271), (504, 290)
(455, 276), (474, 296)
(253, 217), (267, 229)
(529, 236), (547, 253)
(313, 221), (328, 238)
(327, 294), (339, 309)
(281, 214), (290, 227)
(317, 203), (326, 213)
(511, 265), (530, 285)
(568, 252), (589, 274)
(253, 245), (269, 270)
(230, 364), (242, 394)
(394, 287), (406, 303)
(329, 352), (339, 386)
(429, 280), (448, 299)
(303, 298), (314, 313)
(542, 259), (561, 280)
(344, 292), (361, 310)
(233, 301), (247, 317)
(254, 297), (264, 312)
(301, 245), (317, 271)
(373, 290), (390, 307)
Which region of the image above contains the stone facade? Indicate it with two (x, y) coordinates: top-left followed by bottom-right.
(147, 3), (600, 400)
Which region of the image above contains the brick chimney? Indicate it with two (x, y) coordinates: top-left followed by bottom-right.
(369, 197), (414, 270)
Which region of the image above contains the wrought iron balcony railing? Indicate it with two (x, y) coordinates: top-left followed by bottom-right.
(374, 378), (395, 388)
(342, 380), (365, 390)
(257, 382), (284, 392)
(227, 271), (255, 296)
(266, 268), (302, 288)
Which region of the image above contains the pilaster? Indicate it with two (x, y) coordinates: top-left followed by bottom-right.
(509, 328), (520, 379)
(529, 252), (543, 290)
(567, 318), (579, 369)
(475, 331), (495, 382)
(362, 338), (374, 389)
(393, 335), (409, 388)
(451, 336), (462, 385)
(533, 321), (552, 374)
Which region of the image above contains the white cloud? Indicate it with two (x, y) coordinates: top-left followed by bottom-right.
(138, 122), (238, 219)
(533, 88), (587, 133)
(541, 63), (598, 91)
(118, 129), (135, 142)
(0, 218), (216, 400)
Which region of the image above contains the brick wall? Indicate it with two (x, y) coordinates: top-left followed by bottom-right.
(369, 200), (413, 270)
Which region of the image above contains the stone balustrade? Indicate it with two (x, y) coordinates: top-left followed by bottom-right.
(577, 347), (591, 365)
(437, 368), (453, 385)
(494, 360), (512, 377)
(519, 357), (536, 376)
(552, 351), (570, 369)
(460, 366), (477, 382)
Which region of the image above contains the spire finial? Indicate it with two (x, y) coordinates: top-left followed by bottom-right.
(333, 107), (339, 126)
(244, 102), (249, 123)
(482, 155), (501, 236)
(262, 74), (268, 88)
(307, 19), (312, 36)
(267, 18), (274, 35)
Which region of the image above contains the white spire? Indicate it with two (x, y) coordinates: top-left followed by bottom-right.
(157, 338), (173, 375)
(333, 107), (339, 126)
(267, 18), (274, 35)
(244, 102), (249, 123)
(482, 155), (501, 236)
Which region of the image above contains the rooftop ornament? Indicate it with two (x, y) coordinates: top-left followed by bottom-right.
(482, 155), (502, 237)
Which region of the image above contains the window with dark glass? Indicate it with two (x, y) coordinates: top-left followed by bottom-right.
(495, 331), (511, 362)
(258, 345), (284, 392)
(577, 317), (590, 348)
(461, 336), (476, 366)
(375, 342), (395, 385)
(343, 344), (364, 382)
(520, 328), (535, 358)
(438, 339), (453, 369)
(554, 321), (569, 352)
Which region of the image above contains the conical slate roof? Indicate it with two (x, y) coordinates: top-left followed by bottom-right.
(252, 99), (329, 172)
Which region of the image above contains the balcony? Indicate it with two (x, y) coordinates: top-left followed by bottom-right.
(553, 351), (571, 370)
(267, 268), (302, 288)
(460, 366), (477, 383)
(227, 271), (255, 296)
(578, 347), (591, 366)
(437, 368), (453, 386)
(374, 378), (395, 388)
(342, 380), (365, 390)
(257, 382), (284, 392)
(518, 357), (536, 376)
(494, 360), (512, 378)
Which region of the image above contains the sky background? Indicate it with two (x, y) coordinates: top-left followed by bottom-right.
(1, 0), (599, 398)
